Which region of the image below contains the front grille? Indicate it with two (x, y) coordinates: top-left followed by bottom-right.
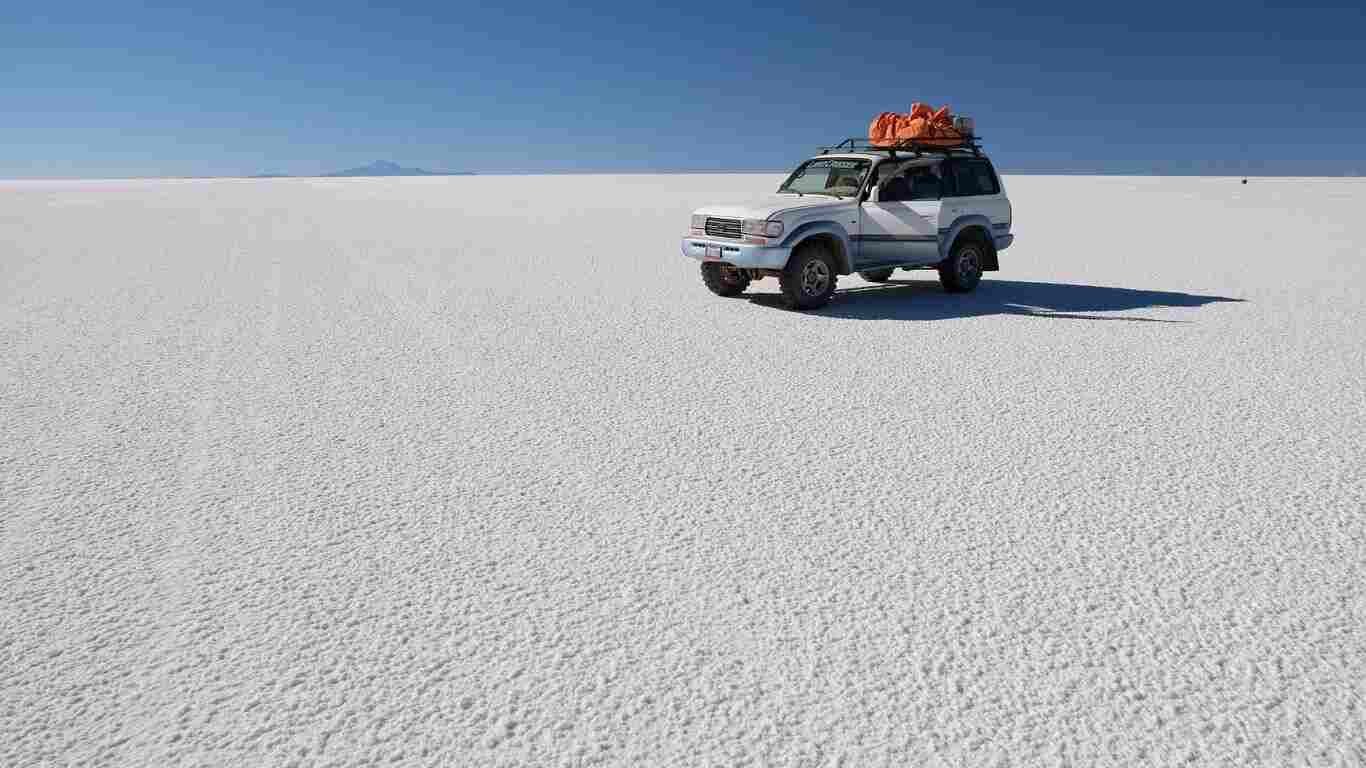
(704, 217), (742, 239)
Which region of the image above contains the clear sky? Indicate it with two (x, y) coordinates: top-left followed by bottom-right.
(5, 0), (1364, 177)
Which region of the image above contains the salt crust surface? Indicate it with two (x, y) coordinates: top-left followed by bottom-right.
(2, 175), (1363, 766)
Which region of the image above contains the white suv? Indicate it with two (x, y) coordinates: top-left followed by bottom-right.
(682, 139), (1013, 310)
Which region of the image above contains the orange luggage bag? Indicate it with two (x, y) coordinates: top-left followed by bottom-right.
(868, 103), (964, 146)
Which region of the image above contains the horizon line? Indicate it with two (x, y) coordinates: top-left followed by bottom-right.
(2, 169), (1363, 181)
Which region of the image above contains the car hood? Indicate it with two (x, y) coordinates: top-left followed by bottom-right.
(694, 194), (852, 220)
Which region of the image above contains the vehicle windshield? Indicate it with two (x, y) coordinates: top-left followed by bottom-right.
(778, 158), (870, 198)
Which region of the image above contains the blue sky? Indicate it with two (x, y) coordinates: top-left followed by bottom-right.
(4, 0), (1364, 177)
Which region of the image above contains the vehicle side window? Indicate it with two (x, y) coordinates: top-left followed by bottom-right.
(947, 160), (1000, 197)
(879, 163), (942, 202)
(908, 172), (941, 201)
(976, 162), (1000, 194)
(867, 161), (892, 196)
(880, 175), (913, 202)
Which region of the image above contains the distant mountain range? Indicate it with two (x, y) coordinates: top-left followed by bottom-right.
(250, 161), (474, 179)
(325, 160), (474, 177)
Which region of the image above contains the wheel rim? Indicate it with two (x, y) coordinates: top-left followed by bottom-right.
(958, 248), (981, 280)
(800, 259), (830, 296)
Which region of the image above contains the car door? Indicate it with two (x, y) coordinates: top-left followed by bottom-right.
(857, 162), (944, 268)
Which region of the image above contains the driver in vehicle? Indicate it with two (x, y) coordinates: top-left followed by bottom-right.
(827, 170), (866, 192)
(877, 163), (944, 201)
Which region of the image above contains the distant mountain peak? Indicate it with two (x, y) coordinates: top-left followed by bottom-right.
(323, 160), (471, 177)
(247, 161), (473, 179)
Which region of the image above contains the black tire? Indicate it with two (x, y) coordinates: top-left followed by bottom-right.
(939, 237), (986, 293)
(700, 262), (751, 297)
(859, 268), (895, 282)
(780, 241), (838, 310)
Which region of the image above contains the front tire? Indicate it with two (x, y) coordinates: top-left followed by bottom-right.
(700, 262), (751, 297)
(859, 268), (895, 282)
(939, 238), (985, 293)
(780, 242), (838, 310)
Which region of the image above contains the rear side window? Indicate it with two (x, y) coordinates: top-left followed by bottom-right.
(947, 159), (1000, 197)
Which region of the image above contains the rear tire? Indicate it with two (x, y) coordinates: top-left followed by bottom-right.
(780, 242), (838, 310)
(700, 262), (751, 297)
(859, 268), (895, 282)
(939, 238), (985, 293)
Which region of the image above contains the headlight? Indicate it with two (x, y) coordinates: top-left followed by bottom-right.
(690, 214), (706, 231)
(742, 219), (784, 238)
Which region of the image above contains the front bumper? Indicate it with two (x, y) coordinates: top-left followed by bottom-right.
(681, 235), (791, 270)
(994, 234), (1014, 251)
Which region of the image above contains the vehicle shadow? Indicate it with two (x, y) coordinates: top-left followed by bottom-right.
(747, 279), (1245, 322)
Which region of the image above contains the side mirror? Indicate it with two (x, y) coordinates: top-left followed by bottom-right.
(866, 186), (880, 203)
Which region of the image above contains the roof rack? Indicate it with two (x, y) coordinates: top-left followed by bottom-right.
(817, 136), (983, 158)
